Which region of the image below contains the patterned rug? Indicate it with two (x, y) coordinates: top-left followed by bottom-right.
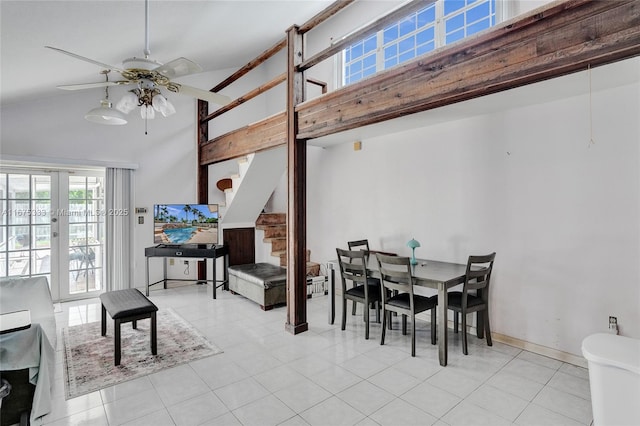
(62, 308), (222, 399)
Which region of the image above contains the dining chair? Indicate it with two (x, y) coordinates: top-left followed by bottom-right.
(347, 239), (370, 252)
(347, 240), (372, 316)
(375, 253), (438, 357)
(448, 252), (496, 355)
(336, 248), (381, 339)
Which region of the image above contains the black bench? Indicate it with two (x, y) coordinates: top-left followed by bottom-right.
(99, 289), (158, 366)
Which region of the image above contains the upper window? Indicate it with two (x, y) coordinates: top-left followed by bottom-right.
(343, 0), (497, 85)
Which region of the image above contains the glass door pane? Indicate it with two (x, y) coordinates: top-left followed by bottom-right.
(0, 173), (53, 282)
(66, 175), (104, 296)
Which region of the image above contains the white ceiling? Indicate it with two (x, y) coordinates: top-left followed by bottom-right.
(0, 0), (332, 106)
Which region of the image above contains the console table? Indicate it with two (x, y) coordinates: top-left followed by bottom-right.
(144, 244), (229, 299)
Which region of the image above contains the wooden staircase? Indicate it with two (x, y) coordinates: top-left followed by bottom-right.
(256, 212), (320, 276)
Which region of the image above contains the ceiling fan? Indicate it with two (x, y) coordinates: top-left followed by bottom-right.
(45, 0), (230, 123)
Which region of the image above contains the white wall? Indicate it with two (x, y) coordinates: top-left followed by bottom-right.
(304, 65), (640, 356)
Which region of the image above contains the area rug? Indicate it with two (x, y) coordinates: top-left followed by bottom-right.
(62, 308), (222, 399)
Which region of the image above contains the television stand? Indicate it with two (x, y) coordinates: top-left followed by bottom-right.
(144, 244), (229, 299)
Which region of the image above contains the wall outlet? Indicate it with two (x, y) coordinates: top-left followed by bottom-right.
(609, 316), (619, 334)
(184, 260), (189, 265)
(169, 259), (174, 266)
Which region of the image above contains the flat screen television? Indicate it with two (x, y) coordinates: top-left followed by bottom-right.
(153, 204), (219, 245)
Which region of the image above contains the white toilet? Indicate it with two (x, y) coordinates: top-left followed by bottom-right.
(582, 333), (640, 426)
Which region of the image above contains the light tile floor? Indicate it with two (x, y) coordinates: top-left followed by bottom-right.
(43, 284), (594, 426)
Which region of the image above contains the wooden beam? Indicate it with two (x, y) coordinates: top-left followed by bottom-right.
(197, 99), (209, 203)
(202, 73), (286, 123)
(298, 0), (356, 34)
(299, 0), (435, 71)
(285, 25), (308, 335)
(196, 99), (209, 283)
(297, 0), (640, 139)
(199, 0), (640, 166)
(200, 112), (287, 165)
(210, 38), (287, 93)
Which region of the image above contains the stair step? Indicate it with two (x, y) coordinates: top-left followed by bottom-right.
(256, 213), (286, 226)
(262, 225), (286, 239)
(270, 238), (286, 252)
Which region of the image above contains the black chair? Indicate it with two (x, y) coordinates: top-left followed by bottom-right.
(347, 240), (372, 315)
(336, 248), (381, 339)
(448, 252), (496, 355)
(347, 239), (370, 252)
(375, 254), (437, 357)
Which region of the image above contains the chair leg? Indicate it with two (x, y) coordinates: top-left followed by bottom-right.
(365, 301), (370, 340)
(150, 312), (157, 355)
(352, 290), (357, 315)
(380, 309), (387, 346)
(341, 297), (347, 331)
(375, 301), (380, 323)
(431, 308), (437, 345)
(388, 310), (393, 330)
(476, 310), (484, 339)
(484, 308), (492, 346)
(454, 311), (459, 333)
(402, 314), (407, 335)
(411, 317), (416, 357)
(461, 311), (468, 355)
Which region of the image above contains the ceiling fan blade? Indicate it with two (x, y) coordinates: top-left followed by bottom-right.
(171, 83), (231, 105)
(154, 57), (202, 79)
(57, 81), (133, 91)
(45, 46), (124, 72)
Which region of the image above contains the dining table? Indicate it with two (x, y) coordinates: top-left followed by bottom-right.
(326, 256), (478, 367)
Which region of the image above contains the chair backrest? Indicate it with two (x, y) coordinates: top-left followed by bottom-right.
(336, 248), (370, 293)
(375, 253), (415, 298)
(347, 239), (370, 252)
(464, 252), (496, 295)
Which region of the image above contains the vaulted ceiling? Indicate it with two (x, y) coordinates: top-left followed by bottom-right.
(0, 0), (332, 106)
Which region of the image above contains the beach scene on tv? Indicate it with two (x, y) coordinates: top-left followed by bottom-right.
(154, 204), (219, 245)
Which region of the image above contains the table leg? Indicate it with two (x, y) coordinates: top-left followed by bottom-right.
(438, 284), (448, 366)
(163, 258), (168, 289)
(114, 319), (121, 366)
(145, 257), (150, 296)
(101, 304), (107, 336)
(224, 253), (229, 290)
(328, 265), (335, 325)
(212, 256), (217, 300)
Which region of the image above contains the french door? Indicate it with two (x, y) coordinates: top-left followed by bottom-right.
(0, 168), (105, 301)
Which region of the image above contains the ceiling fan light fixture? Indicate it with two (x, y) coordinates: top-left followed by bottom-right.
(85, 100), (128, 125)
(140, 104), (155, 119)
(116, 92), (138, 114)
(152, 94), (176, 117)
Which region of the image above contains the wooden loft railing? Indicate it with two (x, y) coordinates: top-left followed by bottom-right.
(200, 0), (640, 164)
(198, 0), (640, 334)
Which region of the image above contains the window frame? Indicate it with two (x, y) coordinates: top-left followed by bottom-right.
(340, 0), (506, 87)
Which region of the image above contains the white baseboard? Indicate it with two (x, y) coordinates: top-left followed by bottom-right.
(491, 332), (587, 368)
(413, 312), (588, 368)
